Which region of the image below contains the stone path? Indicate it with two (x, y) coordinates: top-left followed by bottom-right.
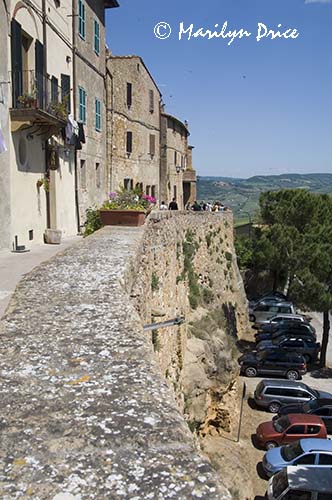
(0, 235), (82, 319)
(0, 226), (230, 500)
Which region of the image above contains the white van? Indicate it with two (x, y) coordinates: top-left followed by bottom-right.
(267, 466), (332, 500)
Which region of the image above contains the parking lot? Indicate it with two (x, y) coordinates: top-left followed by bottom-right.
(235, 308), (332, 499)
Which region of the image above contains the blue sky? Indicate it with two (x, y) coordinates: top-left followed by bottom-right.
(106, 0), (332, 178)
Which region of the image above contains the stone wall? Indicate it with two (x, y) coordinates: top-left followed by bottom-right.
(0, 0), (10, 250)
(132, 211), (249, 433)
(0, 213), (245, 499)
(75, 0), (112, 225)
(107, 56), (161, 200)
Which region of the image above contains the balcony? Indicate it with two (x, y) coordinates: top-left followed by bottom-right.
(10, 70), (68, 133)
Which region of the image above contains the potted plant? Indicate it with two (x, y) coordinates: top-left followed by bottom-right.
(18, 87), (38, 109)
(99, 188), (156, 226)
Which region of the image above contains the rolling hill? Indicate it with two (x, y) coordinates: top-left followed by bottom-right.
(197, 173), (332, 223)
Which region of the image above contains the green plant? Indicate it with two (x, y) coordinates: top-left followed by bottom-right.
(152, 330), (160, 352)
(49, 99), (68, 119)
(102, 187), (156, 212)
(83, 206), (103, 237)
(202, 287), (214, 304)
(205, 233), (212, 248)
(151, 272), (159, 291)
(225, 251), (233, 262)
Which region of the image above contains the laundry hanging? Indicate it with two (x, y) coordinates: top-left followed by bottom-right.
(0, 125), (7, 154)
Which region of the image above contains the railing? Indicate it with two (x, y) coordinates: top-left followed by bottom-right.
(11, 70), (69, 121)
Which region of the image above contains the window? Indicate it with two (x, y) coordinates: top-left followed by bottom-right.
(146, 185), (151, 195)
(80, 159), (86, 189)
(79, 86), (86, 123)
(95, 163), (100, 188)
(127, 83), (132, 108)
(294, 453), (316, 465)
(285, 493), (310, 500)
(307, 425), (320, 434)
(124, 178), (133, 190)
(126, 131), (132, 154)
(173, 185), (177, 199)
(151, 185), (156, 200)
(94, 18), (100, 55)
(149, 134), (155, 157)
(318, 453), (332, 465)
(51, 76), (58, 104)
(174, 151), (177, 165)
(61, 74), (71, 113)
(78, 0), (85, 39)
(149, 89), (154, 113)
(285, 425), (305, 435)
(315, 408), (331, 416)
(95, 98), (101, 131)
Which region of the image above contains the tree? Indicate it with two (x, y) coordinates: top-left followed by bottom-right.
(248, 189), (332, 366)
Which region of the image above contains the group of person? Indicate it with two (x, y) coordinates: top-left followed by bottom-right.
(159, 199), (228, 212)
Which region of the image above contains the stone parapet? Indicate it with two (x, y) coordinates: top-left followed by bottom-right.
(0, 223), (231, 499)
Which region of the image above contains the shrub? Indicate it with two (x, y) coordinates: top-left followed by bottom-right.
(83, 207), (103, 237)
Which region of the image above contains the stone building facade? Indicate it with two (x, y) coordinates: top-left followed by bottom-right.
(2, 0), (77, 251)
(160, 112), (196, 210)
(106, 55), (161, 200)
(0, 0), (11, 250)
(74, 0), (119, 226)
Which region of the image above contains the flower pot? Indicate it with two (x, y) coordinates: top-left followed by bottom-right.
(44, 229), (62, 244)
(99, 210), (146, 227)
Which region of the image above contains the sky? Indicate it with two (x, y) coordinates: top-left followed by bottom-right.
(105, 0), (332, 178)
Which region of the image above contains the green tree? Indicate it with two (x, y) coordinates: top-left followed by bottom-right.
(248, 189), (332, 366)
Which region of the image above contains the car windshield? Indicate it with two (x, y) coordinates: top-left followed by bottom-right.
(280, 441), (304, 462)
(272, 469), (289, 498)
(274, 416), (290, 433)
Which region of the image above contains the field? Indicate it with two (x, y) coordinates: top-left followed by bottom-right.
(197, 173), (332, 223)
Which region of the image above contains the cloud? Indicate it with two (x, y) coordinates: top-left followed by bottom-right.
(305, 0), (332, 4)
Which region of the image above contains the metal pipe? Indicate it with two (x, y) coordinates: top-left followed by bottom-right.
(72, 0), (80, 233)
(143, 316), (185, 332)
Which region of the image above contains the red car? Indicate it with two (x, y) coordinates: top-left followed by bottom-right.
(255, 414), (326, 450)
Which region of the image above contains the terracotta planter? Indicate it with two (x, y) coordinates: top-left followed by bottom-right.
(99, 210), (146, 227)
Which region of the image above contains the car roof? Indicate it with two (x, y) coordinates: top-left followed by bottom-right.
(286, 466), (332, 492)
(260, 301), (294, 306)
(271, 314), (305, 320)
(301, 438), (332, 452)
(286, 414), (323, 425)
(259, 379), (310, 390)
(315, 398), (332, 406)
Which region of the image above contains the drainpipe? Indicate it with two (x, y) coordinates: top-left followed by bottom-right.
(72, 0), (80, 233)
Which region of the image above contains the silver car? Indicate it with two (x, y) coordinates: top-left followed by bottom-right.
(249, 301), (296, 324)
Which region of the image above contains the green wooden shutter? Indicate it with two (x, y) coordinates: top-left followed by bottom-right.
(35, 40), (44, 108)
(11, 18), (23, 107)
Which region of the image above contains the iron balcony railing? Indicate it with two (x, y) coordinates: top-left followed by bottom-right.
(11, 70), (69, 121)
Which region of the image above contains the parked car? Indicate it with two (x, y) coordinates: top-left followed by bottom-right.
(239, 351), (306, 381)
(262, 438), (332, 477)
(254, 379), (332, 413)
(249, 292), (287, 308)
(256, 336), (321, 364)
(266, 466), (332, 500)
(249, 302), (296, 323)
(255, 414), (327, 450)
(276, 398), (332, 433)
(255, 314), (311, 332)
(255, 323), (317, 343)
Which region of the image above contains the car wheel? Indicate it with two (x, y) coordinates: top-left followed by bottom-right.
(245, 366), (257, 377)
(286, 370), (299, 380)
(249, 314), (256, 322)
(265, 441), (278, 450)
(268, 402), (281, 413)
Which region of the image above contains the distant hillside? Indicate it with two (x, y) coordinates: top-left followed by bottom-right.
(197, 173), (332, 223)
